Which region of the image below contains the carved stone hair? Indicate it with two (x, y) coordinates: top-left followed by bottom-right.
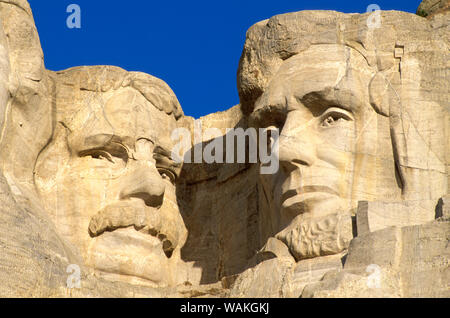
(53, 65), (184, 120)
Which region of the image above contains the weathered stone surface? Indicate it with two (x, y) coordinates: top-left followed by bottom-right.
(301, 220), (450, 297)
(417, 0), (450, 18)
(229, 241), (345, 298)
(436, 195), (450, 219)
(0, 0), (448, 298)
(356, 200), (438, 235)
(229, 258), (293, 298)
(0, 0), (81, 298)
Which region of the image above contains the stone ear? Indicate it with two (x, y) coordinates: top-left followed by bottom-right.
(34, 123), (71, 191)
(368, 71), (392, 117)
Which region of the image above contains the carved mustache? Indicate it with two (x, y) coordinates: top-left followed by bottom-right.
(88, 200), (175, 257)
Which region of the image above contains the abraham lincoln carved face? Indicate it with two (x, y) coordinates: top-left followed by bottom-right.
(239, 11), (447, 262)
(251, 44), (363, 260)
(34, 67), (188, 287)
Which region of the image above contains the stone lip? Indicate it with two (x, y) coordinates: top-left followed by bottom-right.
(86, 228), (169, 288)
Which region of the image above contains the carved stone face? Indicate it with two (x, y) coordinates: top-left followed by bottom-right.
(35, 87), (187, 287)
(255, 44), (378, 260)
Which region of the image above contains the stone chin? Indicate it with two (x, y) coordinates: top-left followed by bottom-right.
(275, 211), (353, 261)
(85, 198), (186, 287)
(269, 177), (355, 261)
(87, 228), (172, 287)
(87, 198), (181, 256)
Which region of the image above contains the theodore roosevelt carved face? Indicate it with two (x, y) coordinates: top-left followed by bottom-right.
(34, 69), (190, 287)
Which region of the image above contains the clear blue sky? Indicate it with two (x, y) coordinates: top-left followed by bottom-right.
(28, 0), (421, 118)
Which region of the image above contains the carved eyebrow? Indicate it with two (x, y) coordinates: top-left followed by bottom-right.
(153, 145), (170, 157)
(321, 106), (354, 117)
(82, 134), (115, 149)
(297, 91), (356, 116)
(153, 145), (181, 168)
(153, 147), (182, 177)
(137, 137), (155, 145)
(250, 105), (287, 129)
(80, 134), (130, 154)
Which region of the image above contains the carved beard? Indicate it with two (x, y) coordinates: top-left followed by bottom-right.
(275, 212), (353, 261)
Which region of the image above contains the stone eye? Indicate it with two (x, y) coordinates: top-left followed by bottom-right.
(320, 109), (352, 128)
(81, 150), (115, 163)
(158, 168), (176, 184)
(322, 116), (336, 127)
(80, 142), (130, 164)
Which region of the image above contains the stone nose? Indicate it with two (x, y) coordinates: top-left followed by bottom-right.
(279, 133), (316, 174)
(118, 161), (165, 208)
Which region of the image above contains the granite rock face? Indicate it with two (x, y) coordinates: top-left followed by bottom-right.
(0, 0), (448, 297)
(417, 0), (450, 17)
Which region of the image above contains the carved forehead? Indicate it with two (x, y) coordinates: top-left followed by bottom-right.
(254, 44), (375, 115)
(237, 10), (433, 114)
(53, 66), (184, 151)
(277, 44), (370, 73)
(103, 88), (178, 140)
(55, 65), (184, 120)
(65, 87), (178, 151)
(272, 44), (373, 89)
